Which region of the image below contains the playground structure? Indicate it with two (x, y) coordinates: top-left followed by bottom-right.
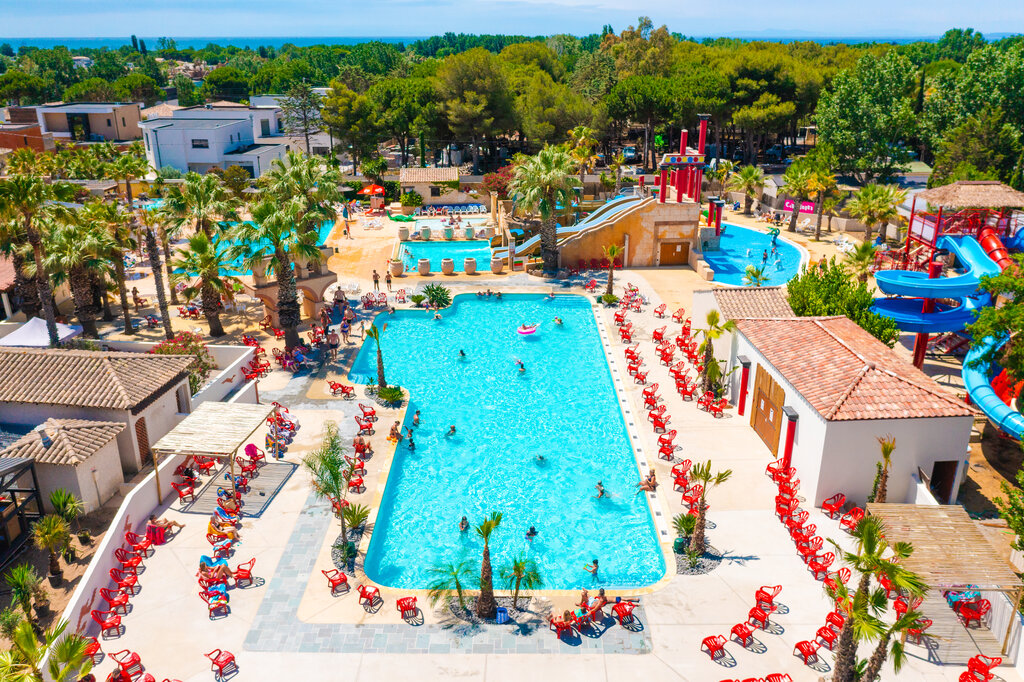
(870, 181), (1024, 440)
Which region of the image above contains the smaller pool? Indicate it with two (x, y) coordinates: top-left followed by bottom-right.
(137, 198), (165, 210)
(701, 223), (804, 286)
(173, 220), (334, 276)
(401, 240), (492, 272)
(414, 217), (488, 231)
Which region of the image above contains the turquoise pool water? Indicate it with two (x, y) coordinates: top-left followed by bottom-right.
(401, 240), (492, 273)
(171, 220), (333, 276)
(353, 294), (664, 590)
(701, 223), (804, 286)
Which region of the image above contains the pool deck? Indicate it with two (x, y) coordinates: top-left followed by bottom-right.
(71, 259), (1012, 682)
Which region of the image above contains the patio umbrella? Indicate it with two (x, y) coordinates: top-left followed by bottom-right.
(358, 184), (385, 196)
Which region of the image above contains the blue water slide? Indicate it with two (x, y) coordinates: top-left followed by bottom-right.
(498, 195), (643, 257)
(873, 235), (1002, 299)
(963, 337), (1024, 440)
(870, 293), (988, 334)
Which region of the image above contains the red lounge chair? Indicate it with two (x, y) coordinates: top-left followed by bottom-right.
(907, 618), (932, 644)
(681, 485), (702, 512)
(792, 524), (816, 544)
(652, 415), (670, 433)
(701, 634), (727, 660)
(770, 465), (796, 484)
(234, 559), (255, 587)
(329, 381), (356, 398)
(816, 625), (839, 650)
(840, 507), (864, 532)
(654, 304), (667, 318)
(671, 460), (692, 479)
(84, 636), (102, 662)
(779, 478), (800, 497)
(584, 278), (597, 292)
(821, 493), (846, 518)
(786, 510), (809, 532)
(114, 548), (143, 571)
(101, 587), (130, 614)
(730, 622), (755, 647)
(348, 476), (365, 493)
(823, 568), (851, 594)
(624, 343), (640, 359)
(633, 370), (648, 384)
(273, 327), (286, 339)
(798, 537), (824, 563)
(747, 606), (770, 630)
(354, 417), (374, 435)
(170, 482), (194, 503)
(241, 367), (259, 383)
(345, 455), (366, 475)
(358, 584), (380, 607)
(110, 568), (138, 594)
(396, 596), (418, 619)
(549, 616), (574, 639)
(657, 430), (677, 447)
(775, 497), (799, 520)
(809, 552), (835, 580)
(678, 382), (697, 400)
(236, 457), (258, 477)
(671, 308), (686, 322)
(323, 569), (349, 593)
(794, 640), (821, 665)
(124, 531), (152, 556)
(967, 654), (1001, 680)
(358, 403), (377, 421)
(245, 444), (266, 465)
(205, 649), (236, 678)
(826, 610), (845, 632)
(612, 601), (636, 624)
(619, 328), (633, 342)
(658, 445), (675, 461)
(110, 650), (142, 677)
(708, 398), (728, 417)
(652, 326), (668, 342)
(92, 609), (122, 638)
(200, 590), (229, 618)
(755, 585), (782, 612)
(959, 599), (991, 628)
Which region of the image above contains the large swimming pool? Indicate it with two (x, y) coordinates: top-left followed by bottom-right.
(352, 294), (665, 590)
(701, 223), (804, 286)
(400, 240), (492, 272)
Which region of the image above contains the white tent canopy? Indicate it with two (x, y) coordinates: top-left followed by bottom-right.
(0, 317), (82, 347)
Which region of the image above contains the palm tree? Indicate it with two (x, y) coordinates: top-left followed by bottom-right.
(568, 125), (600, 190)
(105, 150), (149, 207)
(4, 564), (40, 621)
(82, 201), (137, 335)
(474, 511), (503, 619)
(33, 515), (70, 578)
(426, 561), (475, 610)
(0, 208), (41, 320)
(846, 183), (907, 244)
(742, 264), (769, 287)
(0, 175), (77, 345)
(230, 199), (322, 348)
(821, 194), (844, 234)
(843, 242), (878, 283)
(608, 152), (627, 194)
(828, 516), (928, 682)
(169, 232), (240, 337)
(860, 605), (923, 682)
(809, 170), (838, 241)
(688, 460), (732, 555)
(500, 555), (543, 608)
(696, 310), (737, 394)
(365, 324), (387, 389)
(260, 151), (344, 235)
(136, 208), (175, 339)
(9, 619), (93, 682)
(49, 489), (83, 536)
(874, 435), (896, 503)
(301, 422), (351, 544)
(781, 165), (814, 233)
(707, 160), (736, 195)
(510, 146), (581, 272)
(603, 244), (624, 296)
(35, 216), (111, 338)
(726, 165), (765, 215)
(163, 171), (238, 238)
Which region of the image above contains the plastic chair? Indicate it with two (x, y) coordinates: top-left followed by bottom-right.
(612, 601), (636, 625)
(114, 548), (143, 571)
(124, 531), (152, 556)
(322, 569), (348, 593)
(821, 493), (845, 518)
(233, 559), (255, 587)
(100, 587), (130, 614)
(755, 585), (782, 612)
(730, 622), (755, 647)
(959, 599), (991, 628)
(701, 634), (727, 660)
(110, 650), (142, 677)
(396, 596), (418, 619)
(109, 568), (138, 594)
(205, 649), (236, 678)
(794, 640), (821, 665)
(91, 609), (122, 638)
(358, 584), (380, 607)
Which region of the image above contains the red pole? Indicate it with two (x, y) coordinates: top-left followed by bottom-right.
(780, 407), (798, 470)
(679, 130), (688, 154)
(904, 196), (917, 258)
(715, 199), (724, 235)
(911, 259), (944, 369)
(658, 168), (668, 204)
(737, 357), (751, 416)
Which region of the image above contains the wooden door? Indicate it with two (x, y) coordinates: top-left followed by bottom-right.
(135, 417), (150, 464)
(750, 365), (785, 455)
(659, 241), (689, 266)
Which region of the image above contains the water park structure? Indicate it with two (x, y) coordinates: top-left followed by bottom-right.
(870, 181), (1024, 441)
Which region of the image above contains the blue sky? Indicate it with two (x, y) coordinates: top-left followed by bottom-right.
(1, 0), (1021, 38)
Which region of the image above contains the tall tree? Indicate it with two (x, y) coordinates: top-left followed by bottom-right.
(81, 201), (136, 335)
(780, 164), (815, 233)
(279, 81), (323, 155)
(845, 183), (906, 243)
(509, 146), (580, 272)
(321, 80), (379, 170)
(726, 165), (765, 215)
(474, 511), (503, 619)
(36, 215), (111, 338)
(136, 208), (176, 339)
(170, 232), (240, 337)
(163, 171), (238, 238)
(367, 78), (436, 166)
(605, 76), (676, 172)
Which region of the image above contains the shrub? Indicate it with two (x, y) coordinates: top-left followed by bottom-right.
(409, 294), (426, 307)
(5, 564), (40, 620)
(423, 283), (452, 308)
(377, 385), (404, 404)
(600, 293), (619, 305)
(0, 607), (20, 640)
(400, 190), (423, 207)
(481, 165), (514, 199)
(157, 165), (183, 179)
(150, 331), (217, 394)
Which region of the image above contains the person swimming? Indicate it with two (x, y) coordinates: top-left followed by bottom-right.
(554, 317), (562, 325)
(594, 481), (605, 498)
(413, 410), (420, 427)
(446, 425), (457, 436)
(526, 526), (538, 540)
(459, 349), (466, 358)
(459, 516), (469, 532)
(584, 559), (599, 577)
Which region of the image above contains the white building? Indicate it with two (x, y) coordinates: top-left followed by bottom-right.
(693, 287), (975, 507)
(173, 102), (285, 139)
(139, 116), (285, 177)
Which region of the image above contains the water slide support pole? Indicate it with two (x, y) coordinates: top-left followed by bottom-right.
(911, 260), (944, 369)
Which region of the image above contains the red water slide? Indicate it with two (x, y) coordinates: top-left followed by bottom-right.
(978, 227), (1014, 271)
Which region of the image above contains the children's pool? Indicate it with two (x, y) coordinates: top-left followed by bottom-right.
(352, 294), (665, 590)
(401, 240), (493, 272)
(701, 223), (804, 286)
(174, 221), (333, 276)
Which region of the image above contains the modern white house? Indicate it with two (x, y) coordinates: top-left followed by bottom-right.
(173, 102), (285, 139)
(693, 287), (975, 507)
(139, 115), (286, 177)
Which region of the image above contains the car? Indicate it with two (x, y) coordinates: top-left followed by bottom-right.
(622, 146), (638, 163)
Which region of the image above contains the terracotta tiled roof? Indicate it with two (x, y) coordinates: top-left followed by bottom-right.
(703, 286), (795, 320)
(735, 316), (974, 421)
(399, 167), (460, 183)
(1, 418), (124, 466)
(0, 255), (14, 290)
(140, 102), (181, 120)
(0, 348), (193, 412)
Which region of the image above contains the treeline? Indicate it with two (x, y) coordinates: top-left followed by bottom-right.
(0, 23), (1021, 183)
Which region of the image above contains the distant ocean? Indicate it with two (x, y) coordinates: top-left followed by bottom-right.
(0, 36), (425, 50)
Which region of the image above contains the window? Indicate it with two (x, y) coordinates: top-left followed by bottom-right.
(106, 118), (112, 126)
(191, 139), (209, 148)
(430, 186), (441, 197)
(121, 117), (126, 127)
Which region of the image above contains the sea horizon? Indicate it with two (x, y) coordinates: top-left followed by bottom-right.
(1, 32), (1020, 51)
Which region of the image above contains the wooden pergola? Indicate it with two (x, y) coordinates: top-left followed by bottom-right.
(151, 402), (274, 502)
(867, 503), (1022, 654)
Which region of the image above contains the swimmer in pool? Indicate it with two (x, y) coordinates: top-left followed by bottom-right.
(526, 526), (538, 540)
(459, 516), (469, 532)
(554, 317), (562, 325)
(594, 481), (605, 498)
(446, 425), (457, 436)
(459, 349), (466, 359)
(413, 410), (420, 427)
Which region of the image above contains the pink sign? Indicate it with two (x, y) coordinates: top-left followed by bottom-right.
(783, 199), (816, 214)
